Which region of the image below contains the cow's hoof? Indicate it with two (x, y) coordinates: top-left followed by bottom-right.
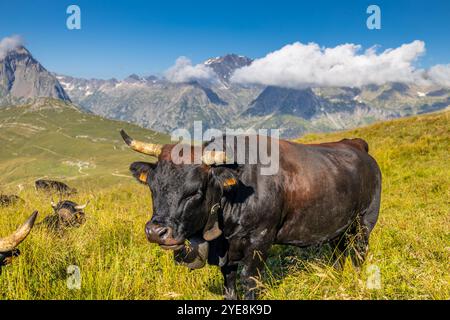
(223, 288), (238, 300)
(243, 291), (257, 300)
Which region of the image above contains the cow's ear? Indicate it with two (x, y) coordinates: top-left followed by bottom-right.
(130, 162), (155, 184)
(210, 166), (239, 192)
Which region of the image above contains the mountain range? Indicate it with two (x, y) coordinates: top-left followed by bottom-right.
(1, 47), (449, 138)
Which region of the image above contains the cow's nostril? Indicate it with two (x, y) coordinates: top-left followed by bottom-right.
(145, 222), (173, 244)
(157, 227), (169, 239)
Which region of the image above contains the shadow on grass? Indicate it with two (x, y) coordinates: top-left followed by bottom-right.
(205, 244), (336, 297)
(263, 244), (335, 282)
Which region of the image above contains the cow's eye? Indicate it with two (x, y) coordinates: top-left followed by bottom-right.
(177, 191), (203, 217)
(184, 189), (203, 199)
(182, 191), (203, 206)
(188, 191), (203, 201)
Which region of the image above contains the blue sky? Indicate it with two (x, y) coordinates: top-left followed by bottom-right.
(1, 0), (449, 79)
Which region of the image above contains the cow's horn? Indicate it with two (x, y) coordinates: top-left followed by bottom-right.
(202, 151), (229, 165)
(0, 211), (38, 253)
(74, 200), (89, 211)
(120, 129), (162, 157)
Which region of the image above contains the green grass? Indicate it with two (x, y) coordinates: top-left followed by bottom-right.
(0, 101), (449, 299)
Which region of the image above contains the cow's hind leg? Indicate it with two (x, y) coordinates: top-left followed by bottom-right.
(332, 209), (380, 270)
(331, 234), (350, 270)
(348, 222), (370, 268)
(331, 221), (369, 270)
(349, 194), (380, 269)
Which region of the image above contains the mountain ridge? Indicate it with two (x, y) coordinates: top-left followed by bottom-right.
(56, 53), (450, 137)
(1, 47), (449, 138)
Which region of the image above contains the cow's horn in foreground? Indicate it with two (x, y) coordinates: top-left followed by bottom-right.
(0, 211), (38, 253)
(120, 129), (163, 157)
(74, 200), (90, 211)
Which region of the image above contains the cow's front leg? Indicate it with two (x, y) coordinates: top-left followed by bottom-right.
(221, 264), (238, 300)
(240, 246), (269, 300)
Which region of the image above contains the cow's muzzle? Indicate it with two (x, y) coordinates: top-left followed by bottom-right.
(145, 221), (184, 250)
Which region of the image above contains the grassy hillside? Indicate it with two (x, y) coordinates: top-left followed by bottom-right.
(0, 98), (170, 191)
(0, 105), (448, 299)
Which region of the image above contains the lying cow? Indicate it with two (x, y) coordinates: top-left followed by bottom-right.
(0, 194), (24, 207)
(41, 200), (87, 232)
(35, 179), (77, 196)
(120, 130), (381, 300)
(0, 211), (38, 268)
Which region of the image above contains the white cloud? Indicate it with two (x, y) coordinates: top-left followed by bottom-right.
(425, 64), (450, 88)
(231, 41), (428, 88)
(164, 56), (217, 83)
(0, 35), (23, 60)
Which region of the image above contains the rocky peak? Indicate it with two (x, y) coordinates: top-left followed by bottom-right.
(204, 54), (252, 82)
(0, 46), (70, 105)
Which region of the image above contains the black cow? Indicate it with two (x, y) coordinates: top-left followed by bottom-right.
(0, 194), (24, 207)
(41, 200), (88, 232)
(120, 130), (381, 299)
(35, 179), (77, 196)
(0, 211), (38, 268)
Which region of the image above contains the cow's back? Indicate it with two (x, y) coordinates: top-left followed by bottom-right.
(35, 179), (74, 194)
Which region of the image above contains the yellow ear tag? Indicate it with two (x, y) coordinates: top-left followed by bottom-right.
(223, 178), (237, 188)
(139, 171), (148, 183)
